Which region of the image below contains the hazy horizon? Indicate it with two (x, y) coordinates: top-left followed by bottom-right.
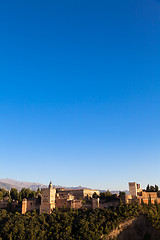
(0, 177), (131, 192)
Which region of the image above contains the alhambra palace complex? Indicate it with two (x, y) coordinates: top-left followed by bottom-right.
(1, 181), (160, 214)
(22, 182), (101, 214)
(124, 182), (160, 204)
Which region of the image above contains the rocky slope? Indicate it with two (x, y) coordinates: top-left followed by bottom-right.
(104, 214), (160, 240)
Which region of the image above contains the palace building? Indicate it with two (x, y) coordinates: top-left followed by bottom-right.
(21, 182), (100, 214)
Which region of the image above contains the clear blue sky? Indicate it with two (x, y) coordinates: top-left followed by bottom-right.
(0, 0), (160, 190)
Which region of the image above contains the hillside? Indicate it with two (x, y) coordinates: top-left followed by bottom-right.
(0, 182), (13, 190)
(0, 179), (129, 194)
(0, 178), (47, 191)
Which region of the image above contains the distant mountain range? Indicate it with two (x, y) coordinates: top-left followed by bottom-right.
(0, 179), (47, 191)
(0, 178), (129, 194)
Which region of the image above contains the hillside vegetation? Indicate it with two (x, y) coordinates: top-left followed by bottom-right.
(0, 204), (141, 240)
(1, 197), (160, 240)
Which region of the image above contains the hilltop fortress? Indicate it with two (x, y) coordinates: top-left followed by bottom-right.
(1, 181), (159, 214)
(124, 182), (160, 204)
(19, 181), (160, 214)
(22, 182), (100, 214)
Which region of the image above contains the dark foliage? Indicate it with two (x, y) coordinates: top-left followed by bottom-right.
(146, 184), (159, 192)
(0, 204), (142, 240)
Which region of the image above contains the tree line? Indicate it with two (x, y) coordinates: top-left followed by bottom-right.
(0, 187), (41, 202)
(145, 184), (159, 192)
(92, 190), (119, 202)
(0, 203), (142, 240)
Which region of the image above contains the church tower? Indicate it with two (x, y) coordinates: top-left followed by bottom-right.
(40, 181), (56, 214)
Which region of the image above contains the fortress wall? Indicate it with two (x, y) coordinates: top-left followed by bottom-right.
(99, 200), (119, 209)
(27, 198), (40, 211)
(56, 198), (82, 209)
(142, 192), (158, 198)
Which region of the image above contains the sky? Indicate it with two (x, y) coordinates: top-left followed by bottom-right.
(0, 0), (160, 190)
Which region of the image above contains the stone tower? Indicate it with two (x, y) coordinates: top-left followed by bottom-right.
(40, 181), (56, 214)
(129, 182), (137, 197)
(92, 198), (100, 209)
(22, 198), (27, 214)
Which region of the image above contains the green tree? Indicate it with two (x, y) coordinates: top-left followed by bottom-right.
(146, 184), (150, 192)
(148, 195), (152, 205)
(0, 188), (9, 200)
(146, 184), (159, 192)
(92, 192), (98, 198)
(10, 188), (19, 201)
(155, 184), (158, 192)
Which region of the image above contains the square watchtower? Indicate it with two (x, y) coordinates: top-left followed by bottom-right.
(40, 182), (56, 214)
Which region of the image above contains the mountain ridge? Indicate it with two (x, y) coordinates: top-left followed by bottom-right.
(0, 178), (129, 194)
